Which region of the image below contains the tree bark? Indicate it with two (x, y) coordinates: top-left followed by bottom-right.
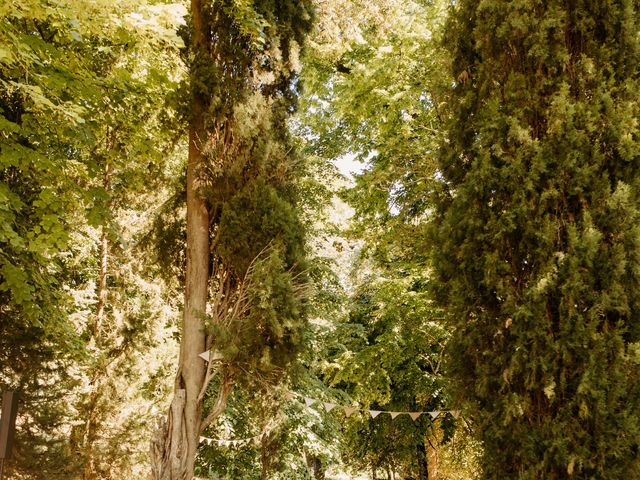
(94, 228), (108, 338)
(312, 456), (325, 480)
(82, 157), (111, 480)
(305, 453), (325, 480)
(416, 443), (429, 480)
(150, 1), (209, 476)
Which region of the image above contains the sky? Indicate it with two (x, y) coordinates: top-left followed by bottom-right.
(334, 152), (366, 179)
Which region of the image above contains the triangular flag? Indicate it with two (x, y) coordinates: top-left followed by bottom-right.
(304, 397), (315, 407)
(390, 412), (402, 420)
(198, 351), (210, 362)
(450, 410), (461, 419)
(409, 412), (422, 421)
(199, 436), (206, 444)
(428, 411), (440, 420)
(324, 402), (337, 412)
(370, 410), (382, 418)
(344, 406), (356, 417)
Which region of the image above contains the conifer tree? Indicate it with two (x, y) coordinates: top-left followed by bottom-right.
(432, 1), (640, 478)
(151, 1), (313, 478)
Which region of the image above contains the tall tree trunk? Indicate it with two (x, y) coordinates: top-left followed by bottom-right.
(94, 226), (108, 338)
(260, 450), (267, 480)
(82, 158), (111, 480)
(305, 452), (325, 480)
(150, 2), (209, 477)
(416, 443), (428, 480)
(312, 456), (325, 480)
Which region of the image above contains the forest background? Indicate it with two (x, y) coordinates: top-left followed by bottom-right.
(2, 0), (639, 479)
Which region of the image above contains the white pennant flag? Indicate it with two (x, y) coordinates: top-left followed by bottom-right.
(369, 410), (382, 418)
(199, 436), (206, 444)
(198, 351), (210, 362)
(324, 402), (337, 412)
(428, 411), (440, 420)
(344, 406), (356, 417)
(304, 397), (315, 407)
(450, 410), (461, 419)
(390, 412), (402, 420)
(409, 412), (422, 421)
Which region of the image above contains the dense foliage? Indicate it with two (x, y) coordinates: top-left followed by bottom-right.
(3, 0), (639, 479)
(432, 0), (640, 478)
(0, 1), (183, 478)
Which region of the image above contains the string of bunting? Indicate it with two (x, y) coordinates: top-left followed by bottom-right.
(197, 352), (461, 448)
(295, 393), (460, 423)
(198, 394), (460, 448)
(199, 432), (266, 448)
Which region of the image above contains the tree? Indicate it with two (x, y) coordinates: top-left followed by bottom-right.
(297, 0), (478, 477)
(1, 2), (184, 477)
(0, 2), (127, 476)
(151, 1), (314, 478)
(328, 275), (451, 479)
(432, 0), (640, 477)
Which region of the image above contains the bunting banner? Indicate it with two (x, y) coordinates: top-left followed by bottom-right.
(323, 402), (337, 412)
(199, 433), (264, 448)
(196, 355), (463, 425)
(198, 394), (463, 450)
(197, 353), (462, 425)
(290, 392), (461, 423)
(343, 406), (356, 417)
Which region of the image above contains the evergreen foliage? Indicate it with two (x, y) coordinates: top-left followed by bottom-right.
(180, 0), (314, 375)
(6, 0), (638, 477)
(175, 1), (317, 475)
(432, 0), (640, 477)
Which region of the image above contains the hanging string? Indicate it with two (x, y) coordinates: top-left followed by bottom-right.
(199, 391), (461, 448)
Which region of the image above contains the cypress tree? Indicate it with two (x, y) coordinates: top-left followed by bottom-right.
(151, 1), (313, 478)
(431, 1), (640, 478)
